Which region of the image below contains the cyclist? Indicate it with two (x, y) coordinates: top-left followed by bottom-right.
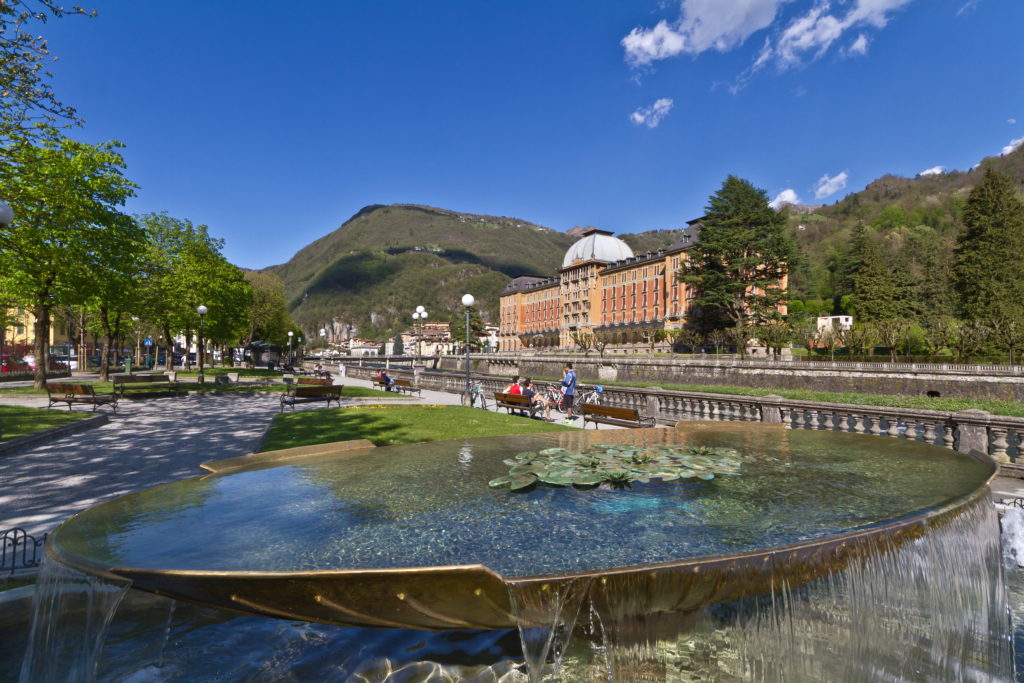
(560, 362), (577, 424)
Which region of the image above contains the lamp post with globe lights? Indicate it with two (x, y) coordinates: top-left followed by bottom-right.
(0, 201), (12, 370)
(412, 306), (428, 360)
(287, 331), (294, 367)
(196, 305), (208, 384)
(461, 294), (474, 404)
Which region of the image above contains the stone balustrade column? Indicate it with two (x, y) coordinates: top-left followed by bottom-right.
(942, 424), (955, 449)
(794, 408), (806, 430)
(809, 410), (820, 430)
(887, 417), (901, 438)
(991, 428), (1010, 462)
(780, 407), (791, 428)
(852, 414), (865, 434)
(922, 422), (936, 445)
(903, 419), (918, 442)
(868, 416), (881, 436)
(838, 413), (850, 432)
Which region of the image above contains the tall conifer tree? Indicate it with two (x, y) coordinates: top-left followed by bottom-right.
(680, 176), (797, 334)
(953, 169), (1024, 321)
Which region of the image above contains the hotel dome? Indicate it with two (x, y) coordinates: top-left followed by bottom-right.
(562, 228), (633, 268)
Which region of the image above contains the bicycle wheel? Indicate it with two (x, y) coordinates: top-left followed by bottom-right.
(478, 394), (489, 410)
(555, 397), (567, 414)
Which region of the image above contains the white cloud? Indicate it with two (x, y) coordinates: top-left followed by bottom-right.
(622, 0), (788, 66)
(629, 98), (675, 128)
(1009, 118), (1018, 124)
(1002, 137), (1024, 156)
(848, 33), (869, 55)
(769, 188), (800, 209)
(814, 170), (848, 199)
(770, 0), (912, 71)
(919, 166), (944, 176)
(957, 0), (981, 15)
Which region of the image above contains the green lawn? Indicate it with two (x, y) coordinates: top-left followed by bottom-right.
(0, 405), (90, 442)
(262, 405), (570, 451)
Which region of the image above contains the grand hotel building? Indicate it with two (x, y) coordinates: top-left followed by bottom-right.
(498, 222), (705, 352)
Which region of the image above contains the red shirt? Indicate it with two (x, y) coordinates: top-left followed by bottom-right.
(506, 384), (521, 395)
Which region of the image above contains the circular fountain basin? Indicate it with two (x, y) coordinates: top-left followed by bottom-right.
(46, 423), (995, 630)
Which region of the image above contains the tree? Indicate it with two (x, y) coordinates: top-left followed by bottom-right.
(921, 316), (956, 361)
(679, 176), (797, 336)
(243, 271), (290, 346)
(707, 328), (729, 355)
(569, 330), (596, 356)
(949, 319), (989, 362)
(816, 324), (844, 361)
(755, 320), (791, 358)
(851, 233), (897, 322)
(451, 306), (485, 351)
(673, 328), (704, 354)
(986, 317), (1024, 365)
(845, 321), (880, 359)
(953, 169), (1024, 323)
(591, 329), (612, 357)
(1, 2), (95, 145)
(0, 133), (137, 387)
(876, 319), (911, 363)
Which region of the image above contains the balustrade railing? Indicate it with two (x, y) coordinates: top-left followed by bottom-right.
(337, 362), (1024, 464)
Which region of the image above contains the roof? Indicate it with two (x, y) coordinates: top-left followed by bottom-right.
(562, 231), (634, 268)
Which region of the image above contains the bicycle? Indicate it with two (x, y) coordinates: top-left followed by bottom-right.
(461, 381), (489, 410)
(578, 385), (603, 406)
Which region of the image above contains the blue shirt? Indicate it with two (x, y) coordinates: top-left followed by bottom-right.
(561, 370), (577, 396)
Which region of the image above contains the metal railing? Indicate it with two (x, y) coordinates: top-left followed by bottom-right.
(1, 527), (46, 576)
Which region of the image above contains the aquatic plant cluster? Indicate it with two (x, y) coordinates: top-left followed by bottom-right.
(488, 444), (744, 491)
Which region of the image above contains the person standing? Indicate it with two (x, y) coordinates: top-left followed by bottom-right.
(560, 362), (577, 423)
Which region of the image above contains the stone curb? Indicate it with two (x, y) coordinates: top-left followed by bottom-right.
(0, 413), (108, 457)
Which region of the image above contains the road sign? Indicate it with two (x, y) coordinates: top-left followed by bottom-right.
(143, 338), (154, 346)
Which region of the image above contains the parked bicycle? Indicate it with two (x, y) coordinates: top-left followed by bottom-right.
(543, 384), (603, 414)
(461, 381), (489, 410)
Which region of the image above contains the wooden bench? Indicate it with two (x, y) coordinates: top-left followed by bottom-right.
(46, 383), (118, 413)
(494, 392), (543, 418)
(297, 377), (333, 386)
(371, 376), (390, 390)
(581, 403), (656, 429)
(111, 374), (179, 397)
(280, 385), (343, 411)
(392, 379), (421, 397)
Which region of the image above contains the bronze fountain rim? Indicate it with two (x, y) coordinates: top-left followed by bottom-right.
(47, 454), (995, 586)
(44, 424), (998, 586)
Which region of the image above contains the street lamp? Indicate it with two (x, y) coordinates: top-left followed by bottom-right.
(131, 316), (141, 368)
(462, 293), (474, 401)
(196, 305), (208, 384)
(0, 201), (12, 371)
(412, 306), (428, 359)
(287, 330), (294, 367)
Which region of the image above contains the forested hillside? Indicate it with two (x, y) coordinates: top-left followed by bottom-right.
(786, 145), (1024, 319)
(265, 204), (574, 339)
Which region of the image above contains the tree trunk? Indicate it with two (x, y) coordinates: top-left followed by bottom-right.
(98, 305), (113, 382)
(32, 302), (51, 390)
(162, 322), (173, 372)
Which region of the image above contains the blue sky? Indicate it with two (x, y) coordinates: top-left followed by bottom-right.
(39, 0), (1024, 269)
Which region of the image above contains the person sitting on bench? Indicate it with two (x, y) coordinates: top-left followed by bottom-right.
(521, 378), (553, 421)
(379, 369), (395, 391)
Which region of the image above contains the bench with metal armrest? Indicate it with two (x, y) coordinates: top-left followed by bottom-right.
(280, 384), (343, 411)
(581, 403), (656, 429)
(494, 392), (544, 418)
(46, 383), (119, 413)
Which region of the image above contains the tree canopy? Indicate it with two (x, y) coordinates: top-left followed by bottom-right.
(680, 175), (798, 333)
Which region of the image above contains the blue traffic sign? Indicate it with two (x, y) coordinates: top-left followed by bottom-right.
(143, 338), (154, 346)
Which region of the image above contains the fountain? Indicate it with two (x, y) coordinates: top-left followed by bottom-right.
(14, 422), (1013, 680)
